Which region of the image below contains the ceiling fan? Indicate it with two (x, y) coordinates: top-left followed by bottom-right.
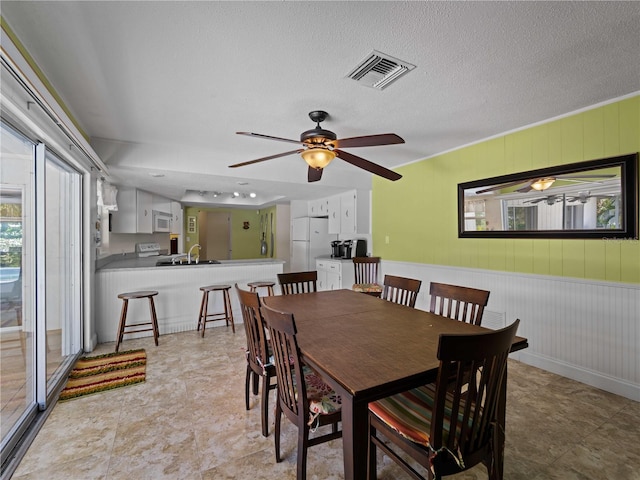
(524, 195), (563, 205)
(229, 110), (404, 182)
(476, 173), (616, 194)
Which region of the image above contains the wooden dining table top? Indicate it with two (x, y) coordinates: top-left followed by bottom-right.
(264, 289), (527, 399)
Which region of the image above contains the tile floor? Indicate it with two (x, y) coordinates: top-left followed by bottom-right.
(11, 326), (640, 480)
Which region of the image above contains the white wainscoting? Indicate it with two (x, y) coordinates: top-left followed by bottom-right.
(381, 261), (640, 401)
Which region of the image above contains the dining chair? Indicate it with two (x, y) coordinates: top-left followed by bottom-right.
(428, 282), (490, 326)
(352, 256), (382, 297)
(368, 319), (520, 480)
(260, 304), (342, 480)
(277, 271), (318, 295)
(235, 284), (277, 437)
(381, 274), (422, 308)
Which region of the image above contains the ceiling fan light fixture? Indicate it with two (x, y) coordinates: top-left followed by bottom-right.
(531, 177), (555, 191)
(301, 148), (336, 169)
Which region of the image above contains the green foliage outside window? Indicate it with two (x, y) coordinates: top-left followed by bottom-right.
(0, 203), (22, 268)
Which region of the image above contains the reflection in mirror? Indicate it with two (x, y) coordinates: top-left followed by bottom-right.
(458, 154), (638, 239)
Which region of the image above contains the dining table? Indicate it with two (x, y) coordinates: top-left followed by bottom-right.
(263, 288), (528, 480)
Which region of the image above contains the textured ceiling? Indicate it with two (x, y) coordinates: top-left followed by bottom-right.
(2, 1), (639, 207)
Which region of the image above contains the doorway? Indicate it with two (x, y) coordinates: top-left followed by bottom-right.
(198, 211), (231, 260)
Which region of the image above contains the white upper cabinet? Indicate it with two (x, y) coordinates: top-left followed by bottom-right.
(170, 201), (183, 235)
(328, 195), (341, 234)
(327, 190), (370, 235)
(110, 187), (153, 233)
(308, 198), (329, 217)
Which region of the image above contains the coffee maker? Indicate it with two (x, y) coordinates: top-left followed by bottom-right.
(355, 239), (367, 257)
(341, 240), (353, 259)
(331, 240), (342, 258)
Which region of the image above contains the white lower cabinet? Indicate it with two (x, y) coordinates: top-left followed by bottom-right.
(316, 259), (355, 291)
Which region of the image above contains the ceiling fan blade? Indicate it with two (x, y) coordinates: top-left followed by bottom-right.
(475, 179), (529, 194)
(308, 166), (323, 182)
(236, 132), (303, 145)
(331, 133), (405, 149)
(556, 174), (616, 179)
(228, 149), (302, 168)
(516, 180), (535, 193)
(335, 150), (402, 181)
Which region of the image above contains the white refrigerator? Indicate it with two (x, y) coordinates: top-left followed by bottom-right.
(290, 217), (337, 271)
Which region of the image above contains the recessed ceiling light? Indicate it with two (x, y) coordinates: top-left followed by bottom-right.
(249, 192), (256, 198)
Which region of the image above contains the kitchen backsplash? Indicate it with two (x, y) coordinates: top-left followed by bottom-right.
(103, 232), (170, 255)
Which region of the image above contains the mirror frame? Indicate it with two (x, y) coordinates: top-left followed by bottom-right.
(457, 153), (638, 239)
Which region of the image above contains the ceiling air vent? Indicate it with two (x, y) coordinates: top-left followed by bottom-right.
(346, 50), (416, 90)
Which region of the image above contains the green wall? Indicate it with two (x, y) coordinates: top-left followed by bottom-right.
(184, 205), (277, 260)
(372, 96), (640, 283)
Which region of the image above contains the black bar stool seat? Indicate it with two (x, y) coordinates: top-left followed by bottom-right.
(247, 281), (275, 296)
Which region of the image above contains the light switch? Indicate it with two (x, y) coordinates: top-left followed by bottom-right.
(385, 235), (390, 244)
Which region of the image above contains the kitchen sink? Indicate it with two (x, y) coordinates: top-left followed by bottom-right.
(155, 259), (220, 266)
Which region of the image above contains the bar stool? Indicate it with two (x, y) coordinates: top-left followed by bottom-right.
(197, 284), (234, 336)
(115, 290), (160, 352)
(247, 281), (275, 296)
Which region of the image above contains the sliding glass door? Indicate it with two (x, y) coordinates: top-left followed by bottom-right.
(0, 123), (35, 454)
(0, 122), (82, 465)
(43, 149), (82, 394)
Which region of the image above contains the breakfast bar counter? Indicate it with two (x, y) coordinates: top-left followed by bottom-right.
(95, 258), (284, 344)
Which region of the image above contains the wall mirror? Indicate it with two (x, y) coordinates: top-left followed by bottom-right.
(458, 153), (638, 239)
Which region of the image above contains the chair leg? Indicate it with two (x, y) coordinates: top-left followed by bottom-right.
(245, 364), (252, 411)
(249, 370), (257, 395)
(275, 402), (282, 462)
(260, 373), (270, 437)
(368, 420), (377, 480)
(115, 299), (128, 352)
(200, 291), (209, 337)
(197, 291), (206, 332)
(297, 426), (309, 480)
(224, 290), (235, 333)
(148, 296), (159, 346)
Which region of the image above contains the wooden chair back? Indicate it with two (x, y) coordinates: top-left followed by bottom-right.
(260, 303), (342, 478)
(236, 284), (277, 437)
(428, 282), (490, 326)
(429, 319), (520, 477)
(353, 257), (380, 284)
(381, 275), (422, 308)
(368, 319), (520, 479)
(235, 284), (270, 374)
(260, 305), (305, 424)
(277, 271), (318, 295)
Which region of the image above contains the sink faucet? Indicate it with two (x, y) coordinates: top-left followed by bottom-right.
(171, 254), (187, 265)
(187, 244), (201, 264)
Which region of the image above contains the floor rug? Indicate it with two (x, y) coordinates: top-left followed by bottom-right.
(59, 348), (146, 401)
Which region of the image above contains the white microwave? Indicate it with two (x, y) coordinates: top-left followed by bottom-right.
(153, 211), (172, 232)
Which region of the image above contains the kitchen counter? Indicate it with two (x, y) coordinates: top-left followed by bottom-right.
(95, 258), (284, 344)
(315, 255), (355, 263)
(98, 255), (283, 270)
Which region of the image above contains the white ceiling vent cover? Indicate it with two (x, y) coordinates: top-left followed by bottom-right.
(347, 50), (416, 90)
